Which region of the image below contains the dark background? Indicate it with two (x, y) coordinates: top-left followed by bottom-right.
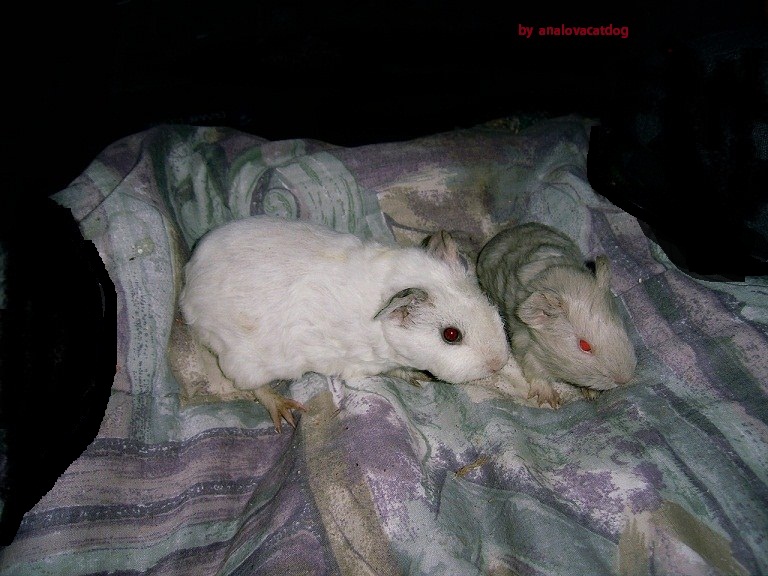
(1, 0), (766, 545)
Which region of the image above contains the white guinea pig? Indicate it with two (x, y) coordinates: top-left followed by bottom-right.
(476, 222), (637, 407)
(179, 216), (510, 431)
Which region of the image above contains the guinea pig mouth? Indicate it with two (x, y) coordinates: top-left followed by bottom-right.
(584, 372), (632, 390)
(612, 372), (633, 386)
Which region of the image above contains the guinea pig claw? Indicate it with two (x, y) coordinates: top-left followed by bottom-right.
(580, 388), (602, 401)
(527, 380), (562, 409)
(271, 398), (308, 434)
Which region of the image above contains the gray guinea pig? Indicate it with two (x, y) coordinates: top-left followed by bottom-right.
(476, 222), (637, 407)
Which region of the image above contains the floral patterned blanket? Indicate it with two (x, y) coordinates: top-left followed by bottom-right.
(1, 117), (766, 575)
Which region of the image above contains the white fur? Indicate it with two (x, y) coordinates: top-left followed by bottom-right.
(179, 216), (510, 428)
(477, 222), (637, 406)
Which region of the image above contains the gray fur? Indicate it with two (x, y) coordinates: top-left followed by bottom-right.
(477, 222), (637, 407)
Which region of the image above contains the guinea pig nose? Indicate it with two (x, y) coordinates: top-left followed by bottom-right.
(488, 355), (507, 373)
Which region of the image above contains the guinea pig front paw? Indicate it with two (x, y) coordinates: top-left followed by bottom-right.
(527, 379), (563, 409)
(579, 388), (602, 401)
(383, 367), (435, 387)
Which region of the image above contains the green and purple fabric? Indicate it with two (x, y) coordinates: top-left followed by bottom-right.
(1, 117), (766, 575)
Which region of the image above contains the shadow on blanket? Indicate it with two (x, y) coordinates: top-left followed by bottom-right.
(0, 117), (766, 575)
(0, 199), (116, 545)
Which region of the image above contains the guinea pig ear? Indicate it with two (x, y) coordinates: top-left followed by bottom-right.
(594, 256), (612, 290)
(421, 230), (473, 276)
(517, 290), (565, 327)
(374, 288), (430, 326)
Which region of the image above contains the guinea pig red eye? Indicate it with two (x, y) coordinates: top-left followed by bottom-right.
(579, 339), (593, 353)
(442, 327), (462, 344)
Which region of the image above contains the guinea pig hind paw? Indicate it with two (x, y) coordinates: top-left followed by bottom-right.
(269, 398), (308, 433)
(253, 389), (307, 433)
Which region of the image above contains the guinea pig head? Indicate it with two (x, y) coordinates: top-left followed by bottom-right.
(517, 256), (637, 390)
(374, 285), (510, 383)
